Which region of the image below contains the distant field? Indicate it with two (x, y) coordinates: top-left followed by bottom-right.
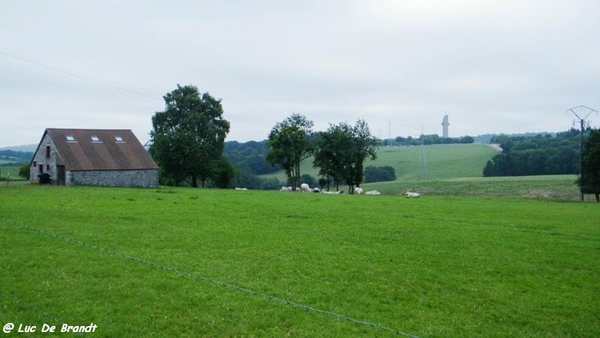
(367, 144), (498, 181)
(259, 144), (587, 200)
(1, 186), (598, 337)
(262, 143), (498, 182)
(0, 166), (23, 180)
(362, 175), (584, 201)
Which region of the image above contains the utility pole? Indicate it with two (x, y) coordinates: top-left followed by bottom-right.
(418, 125), (428, 181)
(566, 105), (598, 201)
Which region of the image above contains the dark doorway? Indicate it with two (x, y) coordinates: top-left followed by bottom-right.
(57, 166), (66, 186)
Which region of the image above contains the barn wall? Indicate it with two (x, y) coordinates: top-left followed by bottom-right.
(30, 133), (58, 184)
(68, 170), (159, 188)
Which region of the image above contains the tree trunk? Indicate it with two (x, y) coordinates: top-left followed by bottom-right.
(191, 176), (198, 188)
(595, 193), (599, 202)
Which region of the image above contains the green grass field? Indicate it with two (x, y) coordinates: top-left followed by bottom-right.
(0, 166), (21, 179)
(262, 143), (499, 183)
(1, 186), (598, 337)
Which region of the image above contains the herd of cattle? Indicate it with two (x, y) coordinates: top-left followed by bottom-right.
(235, 183), (421, 197)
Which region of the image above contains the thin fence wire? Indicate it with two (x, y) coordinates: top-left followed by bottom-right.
(1, 217), (419, 338)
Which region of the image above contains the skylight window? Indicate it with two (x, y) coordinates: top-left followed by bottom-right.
(114, 136), (125, 143)
(66, 135), (75, 142)
(91, 136), (101, 143)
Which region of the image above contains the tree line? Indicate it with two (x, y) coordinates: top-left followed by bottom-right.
(266, 114), (378, 193)
(0, 150), (33, 163)
(383, 134), (474, 146)
(148, 85), (379, 191)
(483, 129), (581, 177)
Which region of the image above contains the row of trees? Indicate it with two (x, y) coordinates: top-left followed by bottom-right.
(388, 134), (474, 146)
(148, 86), (379, 191)
(483, 130), (581, 177)
(266, 114), (378, 193)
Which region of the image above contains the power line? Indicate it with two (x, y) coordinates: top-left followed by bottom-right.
(0, 66), (147, 108)
(1, 24), (172, 84)
(0, 49), (160, 101)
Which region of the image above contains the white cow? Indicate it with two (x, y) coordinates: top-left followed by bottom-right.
(365, 190), (381, 195)
(354, 187), (363, 195)
(235, 187), (248, 191)
(280, 186), (292, 192)
(405, 191), (421, 198)
(300, 183), (311, 192)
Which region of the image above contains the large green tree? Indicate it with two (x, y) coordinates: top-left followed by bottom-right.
(313, 119), (378, 193)
(313, 123), (354, 191)
(150, 85), (230, 187)
(346, 119), (378, 192)
(578, 128), (600, 202)
(266, 113), (313, 190)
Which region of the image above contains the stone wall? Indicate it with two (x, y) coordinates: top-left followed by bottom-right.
(30, 133), (58, 183)
(69, 170), (159, 188)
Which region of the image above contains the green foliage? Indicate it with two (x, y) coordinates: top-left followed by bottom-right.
(150, 85), (230, 187)
(224, 140), (281, 175)
(18, 163), (30, 179)
(266, 114), (313, 190)
(0, 150), (34, 163)
(1, 186), (599, 337)
(484, 129), (580, 177)
(312, 120), (378, 192)
(578, 128), (600, 201)
(364, 165), (396, 183)
(391, 134), (474, 146)
(210, 156), (236, 188)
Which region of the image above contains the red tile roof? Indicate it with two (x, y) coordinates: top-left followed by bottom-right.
(43, 128), (158, 171)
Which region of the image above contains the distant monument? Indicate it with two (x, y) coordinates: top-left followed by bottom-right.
(441, 114), (449, 138)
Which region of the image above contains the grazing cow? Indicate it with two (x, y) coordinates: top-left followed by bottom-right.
(405, 191), (421, 198)
(365, 190), (381, 195)
(354, 187), (363, 195)
(235, 187), (248, 191)
(280, 186), (292, 192)
(300, 183), (311, 192)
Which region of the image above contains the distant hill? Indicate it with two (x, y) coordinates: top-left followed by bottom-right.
(0, 149), (34, 164)
(0, 144), (37, 152)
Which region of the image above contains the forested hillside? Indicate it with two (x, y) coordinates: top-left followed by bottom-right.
(223, 140), (282, 189)
(0, 150), (33, 164)
(483, 129), (581, 176)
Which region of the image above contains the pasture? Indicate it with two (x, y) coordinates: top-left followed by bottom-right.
(262, 143), (499, 183)
(1, 186), (598, 337)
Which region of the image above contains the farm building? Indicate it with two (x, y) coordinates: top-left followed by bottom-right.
(30, 128), (159, 187)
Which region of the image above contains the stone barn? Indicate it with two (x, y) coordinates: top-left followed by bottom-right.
(30, 128), (159, 187)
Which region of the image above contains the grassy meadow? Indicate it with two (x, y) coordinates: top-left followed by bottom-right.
(1, 186), (598, 337)
(0, 166), (21, 179)
(262, 143), (499, 183)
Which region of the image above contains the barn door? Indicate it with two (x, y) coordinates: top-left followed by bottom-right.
(57, 166), (66, 185)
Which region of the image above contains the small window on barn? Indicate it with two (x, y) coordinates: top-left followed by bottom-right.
(114, 136), (125, 143)
(46, 164), (50, 171)
(45, 146), (51, 158)
(33, 161), (36, 167)
(38, 164), (43, 174)
(66, 135), (76, 142)
(91, 136), (101, 143)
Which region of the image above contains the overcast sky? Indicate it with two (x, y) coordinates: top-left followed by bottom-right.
(1, 0), (599, 147)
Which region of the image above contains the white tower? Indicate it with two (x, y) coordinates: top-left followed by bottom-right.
(442, 114), (449, 138)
